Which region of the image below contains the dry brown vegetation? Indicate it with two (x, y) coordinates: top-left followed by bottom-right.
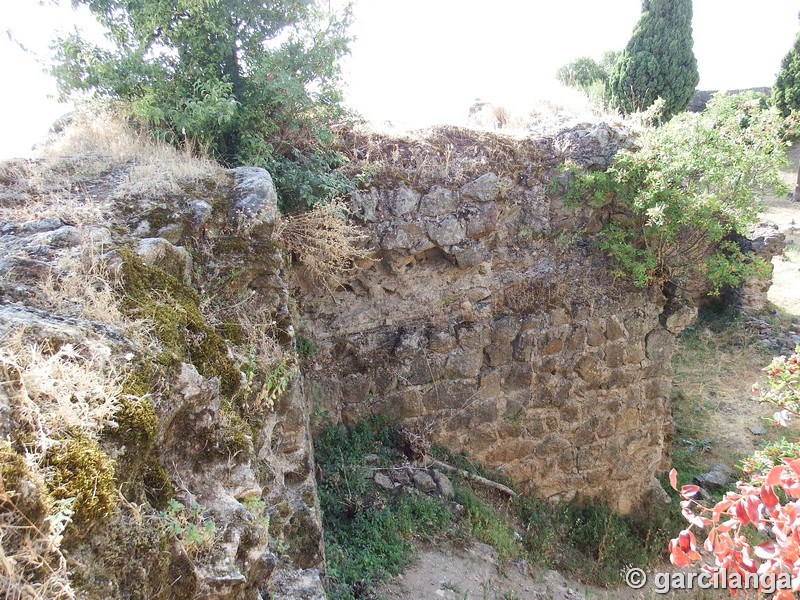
(337, 123), (557, 192)
(0, 108), (225, 223)
(275, 199), (374, 290)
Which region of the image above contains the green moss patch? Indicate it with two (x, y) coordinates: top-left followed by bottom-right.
(117, 248), (242, 396)
(0, 441), (51, 527)
(46, 435), (117, 536)
(112, 394), (173, 508)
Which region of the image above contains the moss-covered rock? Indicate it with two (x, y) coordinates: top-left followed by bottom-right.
(66, 509), (198, 600)
(112, 394), (173, 509)
(117, 248), (242, 397)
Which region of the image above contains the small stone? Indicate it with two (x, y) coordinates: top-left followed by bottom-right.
(386, 184), (420, 216)
(694, 463), (735, 492)
(432, 470), (455, 500)
(425, 216), (466, 246)
(411, 470), (437, 493)
(188, 199), (214, 226)
(374, 472), (394, 491)
(135, 237), (192, 284)
(461, 173), (499, 202)
(749, 424), (767, 435)
(419, 186), (459, 217)
(394, 468), (411, 486)
(157, 222), (184, 244)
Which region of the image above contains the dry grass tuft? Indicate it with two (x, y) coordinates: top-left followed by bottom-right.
(43, 109), (226, 198)
(40, 236), (124, 325)
(1, 336), (122, 445)
(0, 327), (124, 599)
(337, 123), (556, 192)
(0, 108), (225, 217)
(275, 200), (373, 290)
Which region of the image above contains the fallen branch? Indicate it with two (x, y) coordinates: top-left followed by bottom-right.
(430, 459), (518, 497)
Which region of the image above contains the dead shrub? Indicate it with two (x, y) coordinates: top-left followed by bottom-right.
(275, 200), (373, 290)
(0, 444), (75, 600)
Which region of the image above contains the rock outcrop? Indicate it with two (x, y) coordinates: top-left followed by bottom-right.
(0, 150), (322, 598)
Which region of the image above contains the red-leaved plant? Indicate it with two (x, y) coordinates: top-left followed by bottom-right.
(669, 347), (800, 599)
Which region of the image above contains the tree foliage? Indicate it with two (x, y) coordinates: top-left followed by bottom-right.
(556, 57), (606, 91)
(773, 29), (800, 119)
(566, 93), (786, 294)
(606, 0), (699, 120)
(670, 346), (800, 599)
(556, 51), (620, 92)
(52, 0), (354, 210)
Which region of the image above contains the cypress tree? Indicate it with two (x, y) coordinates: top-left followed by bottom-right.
(773, 29), (800, 118)
(606, 0), (699, 120)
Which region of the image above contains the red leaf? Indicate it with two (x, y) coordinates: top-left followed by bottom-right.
(669, 468), (678, 491)
(735, 501), (750, 525)
(788, 459), (800, 475)
(670, 544), (691, 567)
(761, 485), (779, 509)
(767, 465), (785, 487)
(681, 484), (700, 497)
(755, 541), (777, 559)
(712, 499), (733, 522)
(745, 496), (761, 524)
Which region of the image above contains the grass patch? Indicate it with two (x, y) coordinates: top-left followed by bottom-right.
(513, 493), (678, 588)
(317, 417), (685, 595)
(670, 303), (773, 474)
(315, 417), (453, 599)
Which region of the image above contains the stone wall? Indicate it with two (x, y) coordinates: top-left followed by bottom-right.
(299, 124), (695, 513)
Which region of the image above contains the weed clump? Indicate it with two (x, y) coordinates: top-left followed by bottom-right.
(315, 417), (452, 599)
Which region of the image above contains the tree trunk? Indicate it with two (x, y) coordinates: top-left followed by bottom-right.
(794, 161), (800, 202)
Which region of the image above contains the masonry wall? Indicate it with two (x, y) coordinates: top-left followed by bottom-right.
(300, 124), (696, 513)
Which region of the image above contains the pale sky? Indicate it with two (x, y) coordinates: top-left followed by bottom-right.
(1, 1), (798, 158)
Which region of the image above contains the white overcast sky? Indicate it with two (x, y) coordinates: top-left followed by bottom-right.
(1, 1), (798, 158)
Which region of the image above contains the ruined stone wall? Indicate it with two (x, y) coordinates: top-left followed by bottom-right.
(300, 124), (695, 513)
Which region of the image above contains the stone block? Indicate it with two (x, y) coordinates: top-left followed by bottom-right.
(445, 349), (483, 378)
(586, 320), (605, 346)
(605, 317), (626, 340)
(419, 186), (459, 216)
(645, 328), (673, 362)
(461, 173), (499, 202)
(386, 184), (420, 216)
(605, 342), (626, 368)
(421, 380), (478, 411)
(465, 203), (499, 239)
(574, 353), (603, 381)
(425, 216), (467, 246)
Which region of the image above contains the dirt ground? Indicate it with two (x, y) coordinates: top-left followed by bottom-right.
(764, 142), (800, 316)
(375, 145), (800, 600)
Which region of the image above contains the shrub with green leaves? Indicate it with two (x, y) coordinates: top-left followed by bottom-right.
(566, 93), (786, 293)
(606, 0), (699, 120)
(52, 0), (354, 210)
(556, 51), (619, 94)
